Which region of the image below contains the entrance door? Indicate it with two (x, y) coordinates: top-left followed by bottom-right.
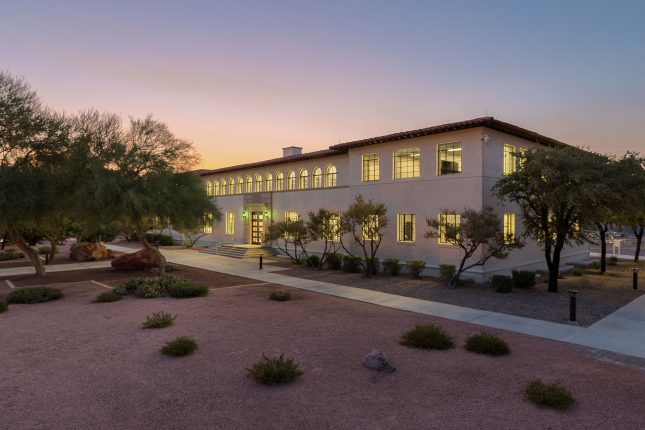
(251, 212), (264, 245)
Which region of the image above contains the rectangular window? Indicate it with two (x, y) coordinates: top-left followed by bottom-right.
(437, 142), (462, 175)
(503, 213), (515, 244)
(284, 211), (299, 224)
(362, 215), (379, 241)
(397, 214), (415, 242)
(203, 212), (213, 233)
(361, 154), (380, 182)
(503, 144), (516, 175)
(393, 148), (420, 179)
(326, 211), (341, 241)
(438, 213), (460, 244)
(225, 212), (235, 235)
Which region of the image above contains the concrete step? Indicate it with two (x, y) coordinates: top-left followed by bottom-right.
(199, 244), (277, 259)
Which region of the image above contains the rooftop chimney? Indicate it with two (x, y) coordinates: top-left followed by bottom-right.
(282, 146), (303, 157)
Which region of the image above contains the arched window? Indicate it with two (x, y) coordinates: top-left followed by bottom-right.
(255, 174), (262, 192)
(245, 175), (253, 193)
(206, 181), (213, 196)
(265, 173), (273, 192)
(236, 177), (243, 194)
(325, 165), (337, 187)
(298, 169), (309, 189)
(221, 179), (227, 196)
(312, 167), (322, 188)
(229, 178), (235, 195)
(213, 180), (220, 196)
(276, 172), (284, 191)
(287, 171), (296, 190)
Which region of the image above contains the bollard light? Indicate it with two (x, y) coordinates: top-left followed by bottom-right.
(633, 268), (639, 291)
(568, 290), (578, 323)
(259, 254), (263, 270)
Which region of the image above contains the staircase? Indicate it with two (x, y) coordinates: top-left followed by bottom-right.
(200, 244), (278, 259)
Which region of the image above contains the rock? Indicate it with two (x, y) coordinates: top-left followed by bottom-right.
(111, 248), (159, 271)
(69, 243), (109, 261)
(362, 351), (396, 373)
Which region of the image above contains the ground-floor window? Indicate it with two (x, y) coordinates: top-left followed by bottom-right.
(397, 213), (415, 242)
(225, 212), (235, 235)
(326, 211), (341, 241)
(362, 215), (379, 241)
(284, 211), (299, 223)
(503, 213), (515, 243)
(203, 212), (213, 233)
(438, 212), (460, 244)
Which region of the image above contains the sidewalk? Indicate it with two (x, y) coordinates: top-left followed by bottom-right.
(0, 261), (112, 277)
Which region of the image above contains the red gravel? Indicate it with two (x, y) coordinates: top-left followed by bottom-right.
(1, 280), (644, 429)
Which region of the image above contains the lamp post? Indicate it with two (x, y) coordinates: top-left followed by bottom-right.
(569, 290), (578, 323)
(633, 268), (639, 291)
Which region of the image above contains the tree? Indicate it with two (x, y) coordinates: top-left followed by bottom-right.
(340, 195), (388, 277)
(305, 209), (342, 270)
(494, 147), (610, 292)
(614, 153), (645, 262)
(425, 207), (523, 288)
(265, 219), (311, 264)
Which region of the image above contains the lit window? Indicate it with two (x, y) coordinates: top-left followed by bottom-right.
(312, 167), (322, 188)
(437, 142), (462, 175)
(276, 172), (284, 191)
(287, 171), (296, 190)
(393, 148), (420, 179)
(228, 178), (235, 195)
(236, 177), (243, 194)
(255, 174), (262, 192)
(225, 212), (235, 235)
(362, 215), (379, 241)
(361, 154), (379, 182)
(203, 212), (213, 233)
(206, 181), (213, 196)
(265, 173), (273, 191)
(220, 179), (227, 196)
(326, 211), (341, 241)
(245, 176), (253, 193)
(284, 211), (299, 223)
(298, 169), (309, 189)
(397, 214), (415, 242)
(503, 144), (516, 175)
(325, 165), (337, 187)
(503, 213), (515, 244)
(213, 180), (220, 196)
(438, 213), (460, 244)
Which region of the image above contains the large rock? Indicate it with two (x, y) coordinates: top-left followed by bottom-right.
(111, 248), (158, 271)
(70, 243), (109, 261)
(362, 351), (396, 373)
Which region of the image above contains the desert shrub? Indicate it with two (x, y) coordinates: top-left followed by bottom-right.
(511, 270), (536, 288)
(134, 282), (166, 298)
(0, 300), (7, 313)
(270, 290), (291, 301)
(143, 311), (176, 329)
(115, 278), (147, 295)
(571, 266), (584, 277)
(400, 324), (454, 350)
(407, 260), (426, 278)
(116, 275), (206, 299)
(166, 281), (208, 298)
(0, 250), (24, 261)
(491, 275), (513, 293)
(383, 258), (400, 276)
(306, 255), (320, 268)
(342, 255), (362, 273)
(161, 336), (197, 356)
(94, 290), (122, 303)
(366, 257), (380, 275)
(247, 354), (303, 385)
(327, 253), (342, 270)
(524, 379), (574, 410)
(439, 264), (455, 285)
(608, 256), (618, 266)
(590, 260), (600, 269)
(37, 246), (51, 255)
(465, 333), (510, 356)
(145, 233), (174, 246)
(7, 287), (62, 304)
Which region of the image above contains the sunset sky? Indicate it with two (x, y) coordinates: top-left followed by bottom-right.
(2, 0), (644, 168)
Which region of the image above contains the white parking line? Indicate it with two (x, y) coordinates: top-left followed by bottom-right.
(5, 279), (16, 289)
(90, 280), (114, 289)
(209, 282), (270, 290)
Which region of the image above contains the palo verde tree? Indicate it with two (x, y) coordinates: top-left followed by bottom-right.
(340, 195), (388, 277)
(615, 153), (645, 262)
(425, 207), (523, 288)
(265, 218), (311, 263)
(305, 209), (342, 270)
(494, 146), (610, 293)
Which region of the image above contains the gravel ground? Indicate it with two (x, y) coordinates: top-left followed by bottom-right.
(1, 277), (645, 429)
(0, 244), (116, 269)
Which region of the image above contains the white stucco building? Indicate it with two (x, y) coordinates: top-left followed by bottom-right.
(198, 117), (588, 281)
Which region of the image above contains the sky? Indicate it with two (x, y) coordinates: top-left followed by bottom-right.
(1, 0), (644, 168)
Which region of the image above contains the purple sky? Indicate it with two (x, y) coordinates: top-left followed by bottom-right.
(2, 0), (644, 167)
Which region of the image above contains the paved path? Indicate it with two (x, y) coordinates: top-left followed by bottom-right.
(0, 261), (112, 277)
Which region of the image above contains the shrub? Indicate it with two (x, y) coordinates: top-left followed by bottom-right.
(0, 300), (7, 313)
(134, 282), (166, 298)
(491, 275), (513, 293)
(37, 246), (51, 255)
(571, 266), (584, 277)
(342, 255), (362, 273)
(400, 324), (454, 350)
(7, 287), (62, 304)
(270, 290), (291, 301)
(524, 379), (574, 410)
(115, 277), (147, 295)
(327, 253), (342, 270)
(166, 281), (208, 298)
(247, 354), (303, 385)
(0, 250), (24, 261)
(511, 270), (536, 288)
(145, 233), (174, 246)
(439, 264), (455, 285)
(407, 260), (426, 278)
(608, 256), (618, 266)
(383, 258), (400, 276)
(306, 255), (320, 268)
(143, 311), (176, 329)
(94, 290), (122, 303)
(465, 333), (510, 356)
(116, 275), (207, 299)
(161, 336), (198, 356)
(366, 257), (380, 275)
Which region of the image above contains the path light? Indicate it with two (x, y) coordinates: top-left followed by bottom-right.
(568, 290), (578, 323)
(633, 268), (639, 291)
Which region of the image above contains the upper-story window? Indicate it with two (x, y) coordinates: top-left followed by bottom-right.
(245, 175), (253, 193)
(325, 165), (337, 187)
(299, 169), (309, 189)
(312, 167), (322, 188)
(236, 177), (243, 194)
(221, 179), (227, 196)
(362, 154), (379, 182)
(276, 172), (284, 191)
(206, 181), (213, 196)
(213, 180), (220, 196)
(255, 174), (262, 192)
(437, 142), (462, 175)
(228, 177), (235, 195)
(287, 171), (296, 190)
(503, 144), (516, 175)
(265, 173), (273, 192)
(393, 147), (420, 179)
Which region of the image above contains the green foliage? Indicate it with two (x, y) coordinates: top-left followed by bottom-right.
(265, 219), (310, 264)
(327, 253), (342, 270)
(465, 333), (510, 356)
(524, 380), (574, 410)
(166, 281), (208, 298)
(608, 256), (618, 266)
(400, 324), (454, 350)
(0, 250), (24, 261)
(37, 245), (51, 255)
(114, 277), (147, 295)
(0, 300), (7, 313)
(7, 287), (62, 304)
(94, 290), (122, 303)
(491, 275), (513, 293)
(342, 255), (363, 273)
(270, 291), (292, 302)
(306, 255), (320, 268)
(511, 270), (536, 288)
(145, 233), (174, 246)
(115, 275), (207, 299)
(383, 258), (400, 276)
(571, 267), (584, 276)
(366, 257), (380, 275)
(134, 282), (166, 298)
(161, 336), (197, 356)
(247, 354), (303, 385)
(407, 260), (426, 278)
(143, 311), (176, 329)
(439, 264), (455, 285)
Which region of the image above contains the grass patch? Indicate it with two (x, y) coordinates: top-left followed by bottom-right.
(465, 333), (510, 356)
(143, 311), (176, 329)
(94, 290), (122, 303)
(161, 336), (197, 356)
(400, 324), (454, 350)
(525, 379), (574, 410)
(270, 291), (292, 301)
(0, 300), (8, 313)
(7, 287), (62, 304)
(247, 354), (303, 385)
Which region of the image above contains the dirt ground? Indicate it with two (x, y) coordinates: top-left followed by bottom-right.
(1, 272), (645, 429)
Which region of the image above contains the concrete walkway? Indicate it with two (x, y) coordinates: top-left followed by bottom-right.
(0, 261), (112, 277)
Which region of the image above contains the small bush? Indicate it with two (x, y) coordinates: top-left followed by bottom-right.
(491, 275), (513, 293)
(383, 258), (400, 276)
(166, 281), (208, 298)
(511, 270), (536, 288)
(247, 354), (303, 385)
(306, 255), (320, 268)
(134, 282), (166, 298)
(608, 256), (618, 266)
(0, 300), (8, 313)
(145, 233), (174, 246)
(37, 246), (52, 255)
(115, 277), (147, 295)
(161, 336), (197, 356)
(400, 324), (454, 350)
(465, 333), (510, 356)
(0, 250), (24, 261)
(524, 379), (574, 410)
(327, 253), (342, 270)
(270, 290), (291, 301)
(439, 264), (455, 285)
(342, 255), (363, 273)
(7, 287), (62, 304)
(571, 266), (584, 277)
(116, 275), (207, 299)
(143, 311), (176, 329)
(366, 257), (380, 275)
(407, 260), (426, 278)
(94, 290), (122, 303)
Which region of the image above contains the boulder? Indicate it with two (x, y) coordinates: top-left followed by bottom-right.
(111, 248), (158, 271)
(69, 243), (109, 261)
(362, 351), (396, 373)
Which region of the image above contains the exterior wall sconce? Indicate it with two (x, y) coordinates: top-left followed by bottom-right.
(242, 210), (249, 220)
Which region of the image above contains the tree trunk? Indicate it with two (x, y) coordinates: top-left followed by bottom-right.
(1, 230), (7, 250)
(546, 244), (563, 293)
(634, 225), (643, 263)
(450, 258), (467, 289)
(9, 229), (45, 277)
(596, 223), (608, 274)
(137, 226), (166, 275)
(44, 235), (57, 263)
